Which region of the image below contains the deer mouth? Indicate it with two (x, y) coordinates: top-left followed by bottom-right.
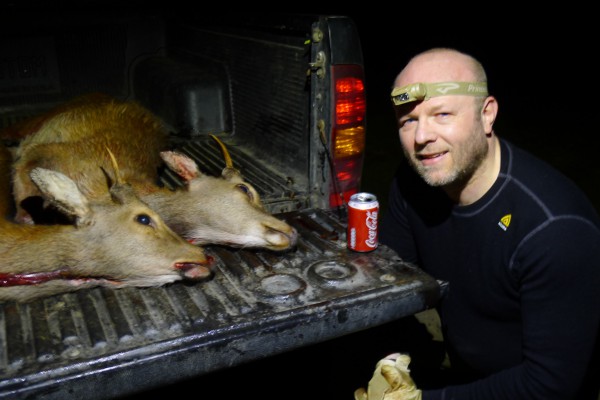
(175, 255), (215, 280)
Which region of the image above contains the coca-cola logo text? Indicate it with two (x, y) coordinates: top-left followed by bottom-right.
(364, 210), (378, 248)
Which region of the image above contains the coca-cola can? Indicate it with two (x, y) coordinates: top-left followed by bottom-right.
(347, 192), (379, 252)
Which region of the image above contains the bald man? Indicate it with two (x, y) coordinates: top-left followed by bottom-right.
(361, 48), (600, 399)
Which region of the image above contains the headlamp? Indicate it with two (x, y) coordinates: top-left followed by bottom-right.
(391, 81), (488, 106)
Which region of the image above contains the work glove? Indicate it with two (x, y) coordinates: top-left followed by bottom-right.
(354, 353), (422, 400)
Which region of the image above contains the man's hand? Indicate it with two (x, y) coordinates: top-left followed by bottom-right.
(354, 353), (422, 400)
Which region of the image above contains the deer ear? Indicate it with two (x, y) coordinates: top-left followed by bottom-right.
(29, 167), (93, 226)
(160, 151), (201, 182)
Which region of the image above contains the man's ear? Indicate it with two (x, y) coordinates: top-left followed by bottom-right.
(482, 96), (498, 134)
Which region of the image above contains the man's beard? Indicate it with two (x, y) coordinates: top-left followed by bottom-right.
(404, 130), (488, 188)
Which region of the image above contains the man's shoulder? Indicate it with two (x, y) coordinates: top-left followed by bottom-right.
(501, 139), (599, 222)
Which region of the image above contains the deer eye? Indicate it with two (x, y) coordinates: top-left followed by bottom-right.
(236, 184), (254, 201)
(135, 214), (153, 226)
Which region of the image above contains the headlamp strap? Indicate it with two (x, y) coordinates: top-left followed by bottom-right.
(391, 82), (488, 105)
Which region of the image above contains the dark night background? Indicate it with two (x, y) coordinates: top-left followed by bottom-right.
(126, 12), (599, 400)
(352, 13), (599, 214)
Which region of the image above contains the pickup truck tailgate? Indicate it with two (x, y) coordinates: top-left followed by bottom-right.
(0, 209), (440, 399)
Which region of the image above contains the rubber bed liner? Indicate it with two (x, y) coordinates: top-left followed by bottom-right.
(0, 208), (441, 399)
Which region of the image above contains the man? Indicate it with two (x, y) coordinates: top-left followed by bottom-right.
(356, 48), (600, 399)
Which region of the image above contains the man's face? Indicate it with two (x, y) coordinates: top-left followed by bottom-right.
(395, 95), (488, 188)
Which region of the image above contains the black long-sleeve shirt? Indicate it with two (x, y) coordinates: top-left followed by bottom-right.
(380, 138), (600, 400)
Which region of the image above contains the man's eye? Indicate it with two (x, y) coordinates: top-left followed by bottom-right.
(399, 118), (414, 128)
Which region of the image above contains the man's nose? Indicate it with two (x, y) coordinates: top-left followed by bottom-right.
(414, 119), (435, 144)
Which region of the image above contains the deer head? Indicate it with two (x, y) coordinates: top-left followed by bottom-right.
(151, 135), (298, 250)
(7, 94), (298, 251)
(0, 145), (213, 303)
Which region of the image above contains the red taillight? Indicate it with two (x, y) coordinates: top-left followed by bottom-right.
(335, 77), (365, 126)
(329, 65), (366, 208)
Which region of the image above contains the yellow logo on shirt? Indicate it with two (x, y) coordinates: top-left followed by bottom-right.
(498, 214), (511, 231)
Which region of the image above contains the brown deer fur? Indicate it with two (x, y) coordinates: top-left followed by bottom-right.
(9, 94), (298, 251)
(0, 143), (212, 303)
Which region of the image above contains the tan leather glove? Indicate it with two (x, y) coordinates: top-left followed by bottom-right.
(354, 353), (422, 400)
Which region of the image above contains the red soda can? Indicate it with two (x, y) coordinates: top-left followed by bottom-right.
(347, 192), (379, 252)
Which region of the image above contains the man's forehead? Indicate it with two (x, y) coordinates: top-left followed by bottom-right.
(394, 92), (471, 118)
(396, 53), (476, 84)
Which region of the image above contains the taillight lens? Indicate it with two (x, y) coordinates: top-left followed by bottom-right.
(329, 64), (366, 208)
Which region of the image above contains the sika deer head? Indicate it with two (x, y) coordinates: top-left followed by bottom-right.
(6, 95), (298, 252)
(0, 146), (213, 303)
(150, 135), (298, 251)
